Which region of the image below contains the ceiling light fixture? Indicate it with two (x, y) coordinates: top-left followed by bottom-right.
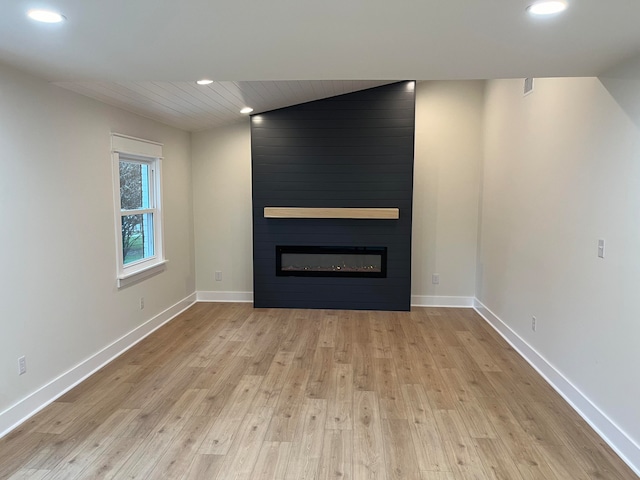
(27, 9), (66, 23)
(527, 1), (568, 15)
(240, 107), (254, 114)
(196, 79), (214, 85)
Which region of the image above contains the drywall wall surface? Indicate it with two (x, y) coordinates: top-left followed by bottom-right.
(191, 121), (253, 293)
(600, 52), (640, 129)
(479, 76), (640, 447)
(412, 80), (484, 298)
(191, 82), (485, 301)
(0, 62), (195, 416)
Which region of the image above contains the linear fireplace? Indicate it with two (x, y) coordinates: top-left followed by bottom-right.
(276, 246), (387, 278)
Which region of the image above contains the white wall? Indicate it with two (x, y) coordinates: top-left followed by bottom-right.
(412, 81), (484, 303)
(192, 83), (484, 304)
(600, 53), (640, 130)
(192, 121), (253, 294)
(0, 62), (195, 424)
(478, 76), (640, 466)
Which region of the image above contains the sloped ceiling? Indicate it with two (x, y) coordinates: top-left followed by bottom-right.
(52, 80), (397, 131)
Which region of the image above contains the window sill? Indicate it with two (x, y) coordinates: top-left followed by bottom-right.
(117, 260), (168, 288)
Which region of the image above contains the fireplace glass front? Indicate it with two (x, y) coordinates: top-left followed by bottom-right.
(276, 246), (387, 278)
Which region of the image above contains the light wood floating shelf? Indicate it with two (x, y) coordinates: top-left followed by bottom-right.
(264, 207), (400, 219)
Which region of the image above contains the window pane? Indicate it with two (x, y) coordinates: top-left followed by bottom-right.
(122, 213), (155, 264)
(120, 162), (151, 210)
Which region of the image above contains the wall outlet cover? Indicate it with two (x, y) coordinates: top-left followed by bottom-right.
(18, 356), (27, 375)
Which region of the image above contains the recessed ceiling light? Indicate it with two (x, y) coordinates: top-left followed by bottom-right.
(196, 79), (214, 85)
(240, 107), (254, 114)
(27, 9), (66, 23)
(527, 1), (568, 15)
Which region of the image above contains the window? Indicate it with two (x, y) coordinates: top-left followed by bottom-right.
(112, 134), (166, 287)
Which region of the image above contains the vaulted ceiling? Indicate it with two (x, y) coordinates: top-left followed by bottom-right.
(2, 0), (639, 131)
(52, 80), (397, 131)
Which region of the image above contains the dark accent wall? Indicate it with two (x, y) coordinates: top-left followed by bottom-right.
(251, 82), (415, 311)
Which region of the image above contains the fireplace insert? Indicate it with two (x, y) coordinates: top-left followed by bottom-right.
(276, 245), (387, 278)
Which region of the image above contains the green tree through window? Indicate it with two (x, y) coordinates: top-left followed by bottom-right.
(112, 133), (165, 288)
(119, 161), (154, 264)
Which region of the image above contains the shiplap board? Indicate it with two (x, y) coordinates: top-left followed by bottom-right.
(252, 82), (415, 311)
(54, 80), (396, 132)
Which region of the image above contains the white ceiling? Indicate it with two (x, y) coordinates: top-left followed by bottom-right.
(52, 80), (396, 131)
(2, 0), (640, 131)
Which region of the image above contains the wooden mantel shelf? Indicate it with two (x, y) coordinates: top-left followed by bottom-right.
(264, 207), (399, 220)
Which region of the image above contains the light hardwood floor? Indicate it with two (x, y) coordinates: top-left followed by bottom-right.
(0, 303), (636, 479)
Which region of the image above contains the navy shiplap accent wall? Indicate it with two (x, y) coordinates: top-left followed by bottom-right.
(251, 82), (415, 311)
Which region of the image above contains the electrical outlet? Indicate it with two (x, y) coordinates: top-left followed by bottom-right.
(532, 316), (537, 332)
(18, 356), (26, 375)
(598, 239), (605, 258)
(139, 297), (144, 310)
(215, 271), (222, 282)
(432, 273), (440, 285)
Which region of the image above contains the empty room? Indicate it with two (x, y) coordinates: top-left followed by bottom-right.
(1, 1), (640, 478)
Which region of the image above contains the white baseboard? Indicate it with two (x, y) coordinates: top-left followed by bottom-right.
(196, 292), (471, 308)
(411, 295), (475, 308)
(197, 291), (253, 303)
(473, 298), (640, 477)
(0, 292), (197, 439)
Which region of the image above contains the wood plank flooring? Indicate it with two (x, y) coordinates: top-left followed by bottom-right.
(0, 303), (636, 479)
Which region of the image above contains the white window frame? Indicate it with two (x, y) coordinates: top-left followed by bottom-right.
(111, 133), (167, 288)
